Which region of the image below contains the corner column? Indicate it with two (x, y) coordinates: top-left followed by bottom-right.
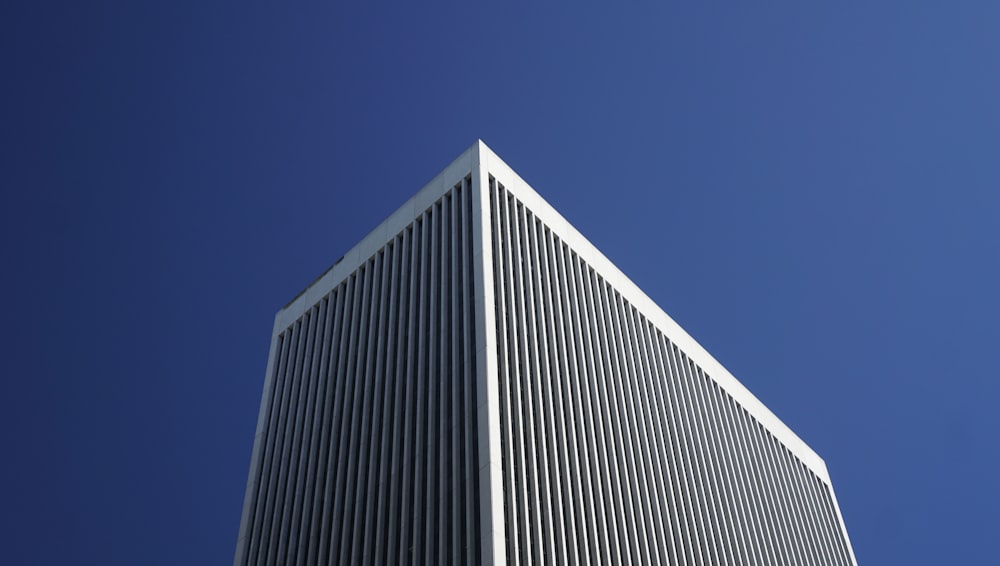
(471, 142), (507, 566)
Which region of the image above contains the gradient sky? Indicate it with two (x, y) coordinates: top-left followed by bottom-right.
(3, 2), (999, 564)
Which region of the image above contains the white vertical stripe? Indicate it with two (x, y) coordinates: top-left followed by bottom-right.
(643, 324), (685, 565)
(327, 270), (359, 562)
(266, 314), (308, 564)
(557, 243), (600, 564)
(568, 253), (610, 563)
(405, 212), (429, 565)
(397, 219), (423, 565)
(315, 284), (346, 562)
(524, 212), (563, 564)
(689, 364), (737, 565)
(618, 302), (660, 565)
(543, 228), (587, 566)
(462, 180), (482, 566)
(246, 329), (288, 566)
(659, 341), (701, 563)
(490, 183), (521, 566)
(298, 298), (328, 563)
(306, 289), (340, 565)
(630, 314), (672, 565)
(372, 237), (401, 562)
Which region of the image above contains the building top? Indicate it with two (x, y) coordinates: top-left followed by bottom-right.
(274, 139), (831, 483)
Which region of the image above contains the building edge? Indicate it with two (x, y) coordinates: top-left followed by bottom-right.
(233, 313), (284, 566)
(275, 141), (482, 331)
(470, 142), (507, 566)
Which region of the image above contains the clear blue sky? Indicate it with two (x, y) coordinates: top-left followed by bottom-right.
(3, 2), (998, 564)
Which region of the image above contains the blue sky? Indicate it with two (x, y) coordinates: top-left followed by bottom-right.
(3, 2), (998, 564)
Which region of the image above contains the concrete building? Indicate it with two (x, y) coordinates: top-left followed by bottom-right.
(234, 141), (857, 565)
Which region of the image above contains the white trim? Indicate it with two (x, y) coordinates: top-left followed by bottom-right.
(233, 313), (282, 566)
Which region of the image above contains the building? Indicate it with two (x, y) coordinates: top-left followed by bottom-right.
(234, 141), (857, 565)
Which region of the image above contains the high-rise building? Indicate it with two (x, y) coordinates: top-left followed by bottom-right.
(234, 141), (857, 565)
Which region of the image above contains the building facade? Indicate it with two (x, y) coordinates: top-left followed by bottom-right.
(234, 141), (857, 565)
